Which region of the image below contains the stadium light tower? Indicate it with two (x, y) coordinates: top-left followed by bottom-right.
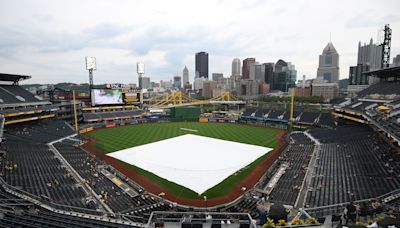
(381, 24), (392, 68)
(85, 56), (97, 89)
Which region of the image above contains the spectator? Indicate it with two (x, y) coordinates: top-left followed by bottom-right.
(359, 202), (369, 218)
(345, 201), (357, 224)
(371, 200), (383, 217)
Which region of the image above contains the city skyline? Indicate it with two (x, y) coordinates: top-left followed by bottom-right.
(0, 0), (399, 84)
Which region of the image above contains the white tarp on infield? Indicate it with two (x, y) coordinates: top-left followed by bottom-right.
(107, 134), (273, 194)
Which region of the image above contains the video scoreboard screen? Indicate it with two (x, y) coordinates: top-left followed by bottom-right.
(91, 89), (123, 106)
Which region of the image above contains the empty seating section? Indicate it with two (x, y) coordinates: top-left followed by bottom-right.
(0, 187), (135, 227)
(298, 112), (319, 124)
(266, 110), (283, 119)
(0, 85), (40, 102)
(242, 108), (331, 126)
(0, 186), (31, 207)
(2, 135), (89, 209)
(1, 106), (51, 115)
(0, 87), (21, 103)
(0, 187), (135, 228)
(375, 116), (400, 139)
(224, 196), (259, 219)
(366, 107), (400, 140)
(357, 81), (400, 97)
(0, 118), (171, 224)
(127, 202), (172, 221)
(269, 133), (314, 205)
(0, 210), (136, 228)
(317, 113), (336, 128)
(242, 108), (257, 116)
(53, 140), (161, 216)
(83, 113), (101, 120)
(344, 100), (380, 113)
(308, 125), (373, 143)
(306, 126), (400, 208)
(5, 119), (74, 143)
(387, 197), (400, 208)
(0, 85), (40, 104)
(282, 111), (291, 121)
(256, 109), (270, 118)
(83, 110), (141, 121)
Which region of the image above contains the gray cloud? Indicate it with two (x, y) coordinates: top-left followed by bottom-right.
(0, 0), (399, 84)
(347, 13), (400, 29)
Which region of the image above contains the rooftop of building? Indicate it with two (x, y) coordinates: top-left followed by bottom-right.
(323, 42), (337, 53)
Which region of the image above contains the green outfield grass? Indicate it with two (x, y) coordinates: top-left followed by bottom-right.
(87, 122), (279, 199)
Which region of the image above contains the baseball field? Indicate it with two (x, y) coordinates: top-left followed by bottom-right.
(87, 122), (280, 200)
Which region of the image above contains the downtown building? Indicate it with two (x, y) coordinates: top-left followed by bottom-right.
(236, 79), (260, 98)
(249, 63), (264, 82)
(231, 58), (242, 84)
(182, 66), (192, 92)
(393, 55), (400, 67)
(316, 42), (340, 83)
(349, 38), (384, 86)
(311, 77), (338, 101)
(212, 73), (224, 82)
(160, 80), (173, 90)
(173, 76), (182, 89)
(232, 58), (241, 77)
(272, 60), (297, 92)
(202, 80), (217, 98)
(138, 77), (151, 89)
(290, 75), (312, 97)
(232, 59), (297, 95)
(311, 42), (340, 100)
(182, 66), (189, 85)
(357, 38), (383, 70)
(263, 63), (275, 86)
(242, 58), (256, 80)
(195, 52), (209, 79)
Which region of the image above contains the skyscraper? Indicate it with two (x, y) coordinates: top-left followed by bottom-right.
(357, 38), (383, 70)
(195, 52), (209, 78)
(393, 55), (400, 67)
(263, 63), (275, 86)
(348, 38), (385, 86)
(137, 62), (145, 89)
(242, 58), (256, 79)
(317, 42), (340, 83)
(202, 80), (217, 98)
(232, 58), (241, 76)
(183, 66), (189, 85)
(273, 60), (297, 92)
(139, 76), (150, 89)
(212, 73), (223, 82)
(349, 64), (370, 85)
(249, 63), (264, 82)
(173, 76), (182, 89)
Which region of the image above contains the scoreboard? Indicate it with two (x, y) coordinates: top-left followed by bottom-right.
(122, 89), (141, 104)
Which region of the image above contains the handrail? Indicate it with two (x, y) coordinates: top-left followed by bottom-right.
(303, 188), (400, 214)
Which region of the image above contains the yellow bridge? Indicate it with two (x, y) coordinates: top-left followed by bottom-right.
(145, 91), (245, 109)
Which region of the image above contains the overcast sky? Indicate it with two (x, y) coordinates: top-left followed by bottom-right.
(0, 0), (399, 84)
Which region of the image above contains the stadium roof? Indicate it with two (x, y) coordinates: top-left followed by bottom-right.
(363, 66), (400, 79)
(0, 73), (31, 83)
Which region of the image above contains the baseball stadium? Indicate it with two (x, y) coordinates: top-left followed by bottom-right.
(0, 20), (399, 228)
(0, 63), (399, 228)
